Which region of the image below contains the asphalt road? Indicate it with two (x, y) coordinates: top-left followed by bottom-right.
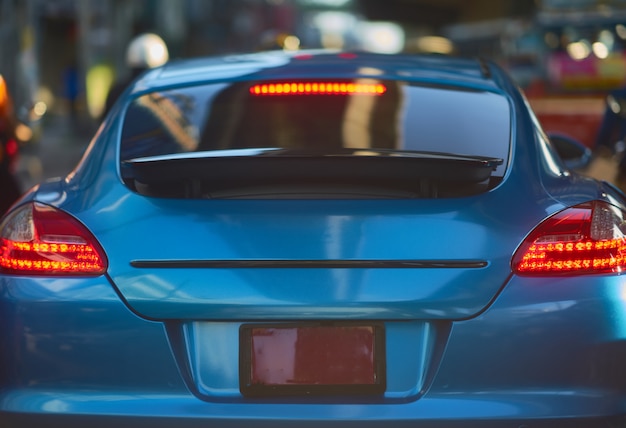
(15, 114), (91, 193)
(583, 154), (620, 186)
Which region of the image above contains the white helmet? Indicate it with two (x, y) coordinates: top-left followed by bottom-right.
(126, 33), (169, 69)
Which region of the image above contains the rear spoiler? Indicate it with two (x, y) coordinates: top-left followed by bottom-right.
(121, 149), (503, 199)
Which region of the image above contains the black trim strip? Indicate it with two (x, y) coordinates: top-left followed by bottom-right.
(130, 260), (488, 269)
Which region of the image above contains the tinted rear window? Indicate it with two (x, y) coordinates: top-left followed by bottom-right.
(120, 80), (510, 176)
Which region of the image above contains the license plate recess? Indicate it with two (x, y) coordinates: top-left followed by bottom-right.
(240, 322), (386, 397)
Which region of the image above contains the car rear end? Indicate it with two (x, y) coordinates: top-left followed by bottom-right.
(2, 52), (626, 427)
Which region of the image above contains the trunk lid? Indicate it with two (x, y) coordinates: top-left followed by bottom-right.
(89, 191), (534, 321)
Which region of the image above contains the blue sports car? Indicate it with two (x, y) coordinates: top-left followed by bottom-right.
(1, 50), (625, 427)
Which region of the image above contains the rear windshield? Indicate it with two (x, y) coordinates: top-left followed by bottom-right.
(120, 80), (511, 176)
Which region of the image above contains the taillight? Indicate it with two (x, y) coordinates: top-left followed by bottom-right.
(249, 81), (387, 96)
(5, 138), (18, 158)
(0, 202), (107, 275)
(512, 201), (626, 275)
(5, 138), (18, 169)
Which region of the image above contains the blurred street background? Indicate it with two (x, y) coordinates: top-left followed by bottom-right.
(1, 0), (625, 192)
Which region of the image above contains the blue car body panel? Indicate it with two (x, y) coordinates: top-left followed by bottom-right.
(2, 272), (626, 425)
(2, 51), (626, 427)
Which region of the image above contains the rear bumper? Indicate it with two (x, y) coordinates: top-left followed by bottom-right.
(2, 391), (625, 428)
(1, 274), (626, 426)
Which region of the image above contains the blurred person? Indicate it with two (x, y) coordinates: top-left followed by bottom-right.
(63, 60), (80, 126)
(595, 86), (626, 155)
(594, 85), (626, 185)
(0, 75), (23, 215)
(103, 33), (169, 118)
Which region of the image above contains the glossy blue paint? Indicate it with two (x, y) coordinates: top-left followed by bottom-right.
(2, 273), (626, 425)
(2, 51), (626, 427)
(0, 276), (185, 392)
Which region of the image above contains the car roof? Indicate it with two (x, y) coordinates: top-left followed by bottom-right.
(129, 50), (505, 96)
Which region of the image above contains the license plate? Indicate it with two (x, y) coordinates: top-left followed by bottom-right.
(239, 322), (386, 397)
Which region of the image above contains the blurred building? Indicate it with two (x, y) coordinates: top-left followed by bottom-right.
(0, 0), (363, 128)
(0, 0), (541, 130)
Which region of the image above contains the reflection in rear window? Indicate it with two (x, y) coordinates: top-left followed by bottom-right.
(120, 80), (511, 176)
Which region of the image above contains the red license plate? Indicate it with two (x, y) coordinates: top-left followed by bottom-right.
(240, 323), (386, 397)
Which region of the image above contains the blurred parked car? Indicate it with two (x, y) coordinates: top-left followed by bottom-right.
(0, 75), (24, 215)
(1, 51), (626, 427)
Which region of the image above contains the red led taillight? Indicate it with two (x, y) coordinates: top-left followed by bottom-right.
(512, 201), (626, 275)
(0, 202), (107, 275)
(5, 139), (18, 157)
(249, 81), (387, 96)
